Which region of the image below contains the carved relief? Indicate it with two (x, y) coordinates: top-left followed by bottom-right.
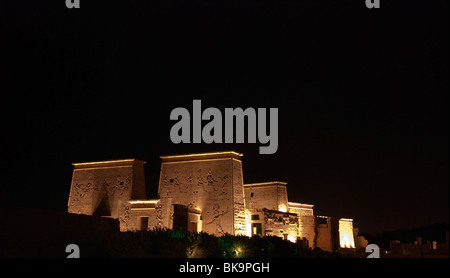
(186, 201), (196, 210)
(179, 170), (193, 193)
(196, 169), (207, 192)
(163, 173), (169, 187)
(204, 203), (228, 236)
(120, 205), (130, 231)
(206, 168), (218, 191)
(186, 171), (193, 184)
(219, 170), (229, 195)
(156, 203), (163, 227)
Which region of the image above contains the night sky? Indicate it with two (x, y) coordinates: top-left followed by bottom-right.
(1, 0), (448, 235)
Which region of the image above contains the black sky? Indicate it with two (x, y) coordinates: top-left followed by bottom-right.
(0, 0), (448, 235)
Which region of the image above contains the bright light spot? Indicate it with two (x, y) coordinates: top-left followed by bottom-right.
(245, 210), (252, 237)
(340, 236), (352, 248)
(278, 205), (287, 212)
(339, 219), (355, 248)
(287, 234), (296, 243)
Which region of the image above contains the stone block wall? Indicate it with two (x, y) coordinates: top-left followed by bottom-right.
(120, 200), (160, 231)
(244, 182), (288, 211)
(157, 152), (245, 236)
(65, 152), (357, 252)
(263, 209), (299, 242)
(288, 202), (315, 248)
(67, 159), (146, 220)
(315, 216), (339, 252)
(299, 215), (316, 248)
(232, 159), (246, 235)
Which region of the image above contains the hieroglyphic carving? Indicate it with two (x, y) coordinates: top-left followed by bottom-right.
(120, 205), (130, 231)
(162, 166), (231, 197)
(204, 203), (228, 236)
(69, 169), (133, 220)
(196, 169), (207, 193)
(162, 173), (173, 196)
(186, 171), (193, 184)
(156, 203), (163, 227)
(71, 175), (130, 200)
(206, 168), (218, 191)
(108, 175), (130, 196)
(219, 169), (229, 195)
(181, 170), (193, 193)
(232, 160), (246, 235)
(186, 201), (196, 210)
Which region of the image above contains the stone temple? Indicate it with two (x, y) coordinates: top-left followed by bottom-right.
(67, 151), (359, 251)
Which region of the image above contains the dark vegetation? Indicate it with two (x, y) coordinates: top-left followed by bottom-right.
(106, 228), (348, 258)
(2, 208), (447, 257)
(1, 208), (349, 258)
(361, 223), (449, 250)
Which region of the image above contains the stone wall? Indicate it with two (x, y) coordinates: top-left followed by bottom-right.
(67, 159), (146, 220)
(121, 200), (160, 231)
(315, 216), (339, 252)
(232, 159), (246, 235)
(263, 209), (299, 242)
(157, 152), (245, 236)
(299, 215), (316, 248)
(65, 153), (357, 252)
(244, 182), (288, 211)
(288, 203), (315, 248)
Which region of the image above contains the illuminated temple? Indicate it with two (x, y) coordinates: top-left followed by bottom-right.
(67, 151), (359, 251)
